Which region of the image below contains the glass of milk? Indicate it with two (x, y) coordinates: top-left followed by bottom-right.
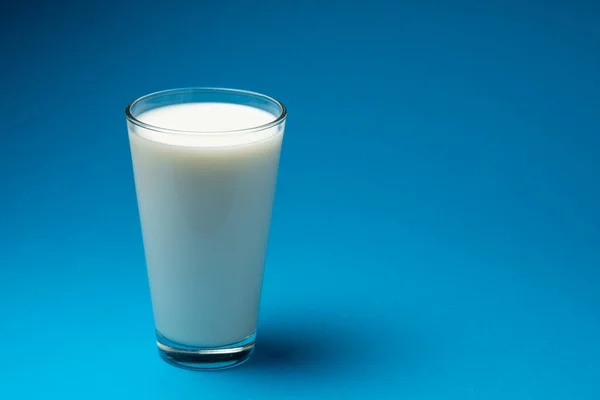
(125, 88), (286, 370)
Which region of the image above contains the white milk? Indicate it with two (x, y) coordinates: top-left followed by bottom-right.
(128, 103), (284, 347)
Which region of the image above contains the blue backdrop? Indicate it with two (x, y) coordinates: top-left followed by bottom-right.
(1, 0), (599, 398)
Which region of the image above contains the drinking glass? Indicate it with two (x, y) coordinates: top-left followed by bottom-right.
(125, 88), (286, 370)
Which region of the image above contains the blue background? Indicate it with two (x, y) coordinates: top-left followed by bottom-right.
(1, 0), (599, 398)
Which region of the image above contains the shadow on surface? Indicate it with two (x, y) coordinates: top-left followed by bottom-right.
(249, 328), (334, 373)
(236, 313), (421, 385)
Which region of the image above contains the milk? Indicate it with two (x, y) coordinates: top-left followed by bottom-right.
(128, 103), (284, 347)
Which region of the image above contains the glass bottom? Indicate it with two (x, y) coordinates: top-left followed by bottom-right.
(156, 332), (255, 371)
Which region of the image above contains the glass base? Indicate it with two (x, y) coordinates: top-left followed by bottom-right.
(156, 332), (255, 371)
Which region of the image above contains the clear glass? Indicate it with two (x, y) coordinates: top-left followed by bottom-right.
(125, 88), (286, 370)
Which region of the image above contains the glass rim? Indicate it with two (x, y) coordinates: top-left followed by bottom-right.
(125, 87), (287, 135)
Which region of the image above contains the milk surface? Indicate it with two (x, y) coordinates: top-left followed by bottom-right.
(128, 102), (284, 347)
